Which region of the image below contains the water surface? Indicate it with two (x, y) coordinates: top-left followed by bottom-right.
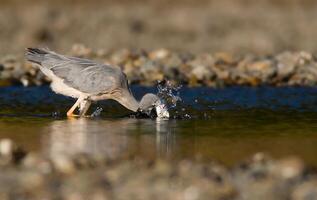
(1, 86), (317, 166)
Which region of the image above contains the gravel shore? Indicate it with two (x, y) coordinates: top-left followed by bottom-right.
(0, 139), (316, 200)
(1, 45), (317, 87)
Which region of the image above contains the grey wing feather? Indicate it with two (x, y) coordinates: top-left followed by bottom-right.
(52, 63), (117, 93)
(26, 48), (125, 94)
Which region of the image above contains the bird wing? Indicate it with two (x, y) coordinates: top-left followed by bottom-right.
(28, 49), (125, 94)
(51, 61), (119, 94)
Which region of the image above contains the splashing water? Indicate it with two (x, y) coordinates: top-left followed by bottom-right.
(157, 80), (182, 109)
(91, 107), (103, 117)
(156, 80), (182, 111)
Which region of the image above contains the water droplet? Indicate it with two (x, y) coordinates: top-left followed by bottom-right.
(51, 111), (60, 117)
(156, 80), (182, 114)
(184, 114), (191, 119)
(91, 107), (103, 117)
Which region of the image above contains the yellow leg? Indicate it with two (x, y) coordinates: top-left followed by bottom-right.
(66, 98), (82, 117)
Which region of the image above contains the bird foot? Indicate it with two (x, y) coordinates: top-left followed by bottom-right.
(66, 113), (80, 118)
(67, 113), (93, 118)
(82, 115), (92, 118)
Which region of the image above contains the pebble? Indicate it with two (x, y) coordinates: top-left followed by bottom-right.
(0, 140), (315, 199)
(272, 157), (305, 180)
(292, 180), (317, 200)
(51, 154), (76, 174)
(0, 139), (14, 157)
(2, 45), (317, 87)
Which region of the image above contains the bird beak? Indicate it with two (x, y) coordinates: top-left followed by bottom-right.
(155, 101), (170, 119)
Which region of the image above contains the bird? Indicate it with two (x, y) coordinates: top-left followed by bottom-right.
(25, 48), (169, 118)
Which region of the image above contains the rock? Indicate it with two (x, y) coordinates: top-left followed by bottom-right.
(73, 153), (96, 169)
(22, 153), (53, 174)
(0, 141), (314, 200)
(292, 180), (317, 200)
(18, 171), (45, 192)
(214, 52), (236, 65)
(272, 157), (305, 180)
(149, 49), (170, 60)
(188, 54), (215, 81)
(275, 52), (298, 79)
(153, 159), (173, 176)
(51, 155), (76, 174)
(139, 60), (164, 84)
(191, 65), (212, 81)
(70, 44), (92, 57)
(297, 51), (313, 66)
(246, 60), (276, 82)
(109, 49), (131, 65)
(232, 153), (289, 200)
(0, 139), (26, 166)
(2, 47), (317, 87)
(0, 139), (14, 157)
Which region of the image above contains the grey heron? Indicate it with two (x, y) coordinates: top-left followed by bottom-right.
(25, 48), (169, 118)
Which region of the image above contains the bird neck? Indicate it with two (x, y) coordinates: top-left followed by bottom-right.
(115, 90), (140, 112)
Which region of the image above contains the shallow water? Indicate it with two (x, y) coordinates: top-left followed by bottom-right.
(1, 86), (317, 166)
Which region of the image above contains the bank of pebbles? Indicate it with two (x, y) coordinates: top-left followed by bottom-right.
(0, 138), (315, 200)
(1, 44), (317, 88)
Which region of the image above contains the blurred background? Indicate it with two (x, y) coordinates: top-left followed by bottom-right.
(1, 0), (317, 55)
(2, 2), (317, 198)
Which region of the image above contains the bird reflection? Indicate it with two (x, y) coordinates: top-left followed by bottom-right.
(156, 119), (176, 158)
(42, 117), (176, 160)
(42, 118), (132, 159)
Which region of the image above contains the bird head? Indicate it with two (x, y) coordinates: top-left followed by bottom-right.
(138, 93), (170, 119)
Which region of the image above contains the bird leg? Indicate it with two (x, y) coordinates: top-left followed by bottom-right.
(79, 99), (92, 117)
(66, 97), (83, 117)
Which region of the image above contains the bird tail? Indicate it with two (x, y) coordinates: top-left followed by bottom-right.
(25, 47), (50, 65)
